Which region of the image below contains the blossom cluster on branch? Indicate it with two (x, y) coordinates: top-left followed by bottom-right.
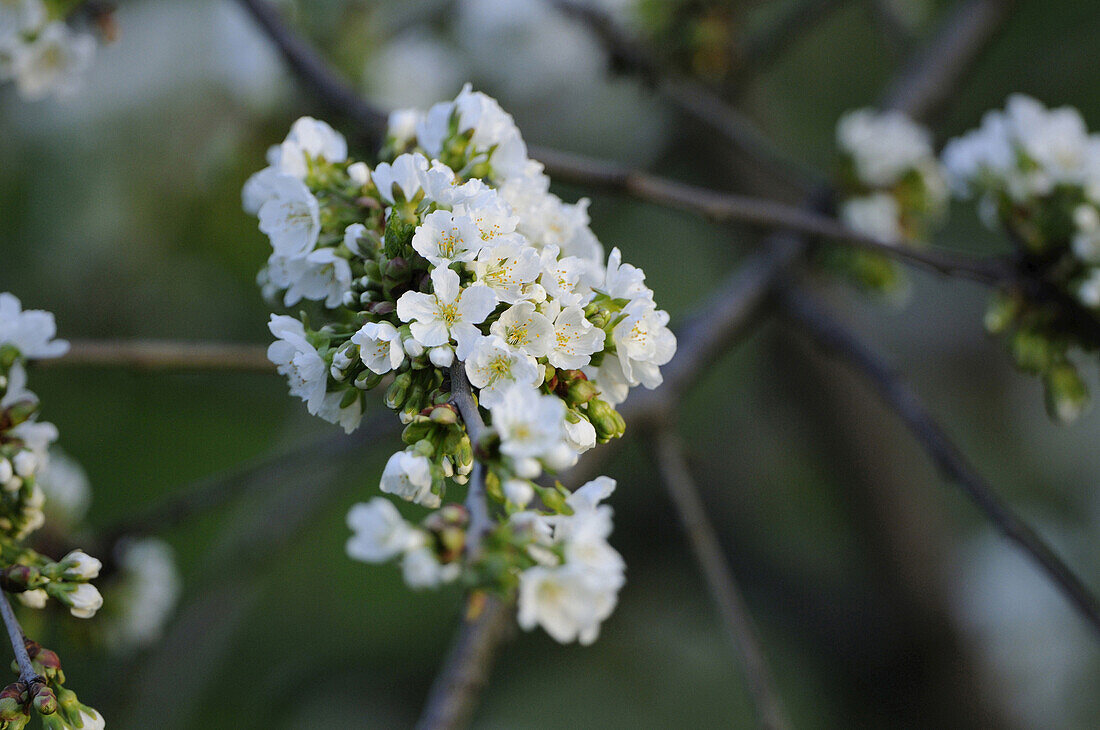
(245, 85), (676, 644)
(831, 108), (948, 295)
(830, 95), (1100, 422)
(0, 0), (97, 100)
(943, 95), (1100, 422)
(0, 294), (102, 729)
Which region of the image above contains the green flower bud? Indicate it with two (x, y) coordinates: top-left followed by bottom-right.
(362, 260), (383, 283)
(429, 405), (458, 426)
(354, 370), (384, 390)
(401, 417), (435, 445)
(565, 378), (599, 406)
(1044, 362), (1091, 424)
(533, 484), (570, 514)
(984, 292), (1020, 333)
(586, 398), (624, 442)
(31, 688), (56, 716)
(384, 372), (413, 410)
(1011, 329), (1057, 374)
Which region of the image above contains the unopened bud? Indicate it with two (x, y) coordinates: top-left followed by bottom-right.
(586, 398), (624, 442)
(429, 406), (457, 425)
(59, 550), (102, 581)
(31, 687), (56, 715)
(565, 378), (598, 406)
(384, 372), (413, 410)
(1045, 362), (1091, 424)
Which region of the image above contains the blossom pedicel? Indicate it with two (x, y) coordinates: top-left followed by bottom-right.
(245, 85), (677, 644)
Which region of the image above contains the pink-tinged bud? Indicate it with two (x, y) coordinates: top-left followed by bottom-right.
(31, 687), (56, 715)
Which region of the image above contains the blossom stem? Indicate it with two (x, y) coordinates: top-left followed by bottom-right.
(41, 340), (273, 372)
(0, 591), (40, 685)
(653, 431), (790, 730)
(449, 365), (493, 557)
(780, 285), (1100, 639)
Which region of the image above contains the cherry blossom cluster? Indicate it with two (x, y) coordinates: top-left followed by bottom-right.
(0, 294), (103, 729)
(0, 0), (96, 100)
(943, 95), (1100, 421)
(245, 85), (676, 643)
(831, 108), (948, 294)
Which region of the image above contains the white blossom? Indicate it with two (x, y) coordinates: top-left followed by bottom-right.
(402, 544), (460, 589)
(490, 301), (554, 357)
(351, 321), (405, 374)
(489, 384), (567, 460)
(267, 315), (328, 416)
(64, 583), (103, 619)
(267, 248), (352, 308)
(255, 174), (321, 257)
(379, 450), (439, 508)
(563, 415), (597, 454)
(472, 242), (542, 304)
(546, 303), (604, 370)
(0, 292), (69, 359)
(269, 116), (348, 179)
(411, 209), (484, 267)
(837, 108), (934, 187)
(464, 336), (541, 408)
(106, 538), (182, 650)
(59, 549), (101, 581)
(611, 299), (676, 390)
(9, 22), (94, 100)
(16, 589), (46, 609)
(517, 564), (616, 645)
(373, 152), (428, 204)
(396, 267), (498, 357)
(840, 193), (904, 243)
(346, 497), (417, 563)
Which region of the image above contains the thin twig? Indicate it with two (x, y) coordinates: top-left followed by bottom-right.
(653, 430), (789, 730)
(237, 0), (1008, 287)
(550, 0), (824, 191)
(0, 591), (39, 684)
(236, 0), (388, 139)
(779, 285), (1100, 639)
(415, 595), (514, 730)
(40, 340), (273, 372)
(880, 0), (1013, 120)
(449, 365), (492, 556)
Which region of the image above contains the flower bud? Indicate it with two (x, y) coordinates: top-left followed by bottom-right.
(384, 372), (413, 410)
(429, 406), (457, 426)
(564, 378), (598, 406)
(401, 417), (434, 445)
(355, 370), (384, 390)
(16, 590), (47, 609)
(1044, 362), (1091, 424)
(1, 565), (38, 592)
(370, 301), (396, 316)
(503, 479), (534, 508)
(586, 398), (624, 442)
(429, 346), (455, 368)
(59, 550), (102, 581)
(0, 459), (11, 484)
(31, 687), (56, 715)
(47, 583), (103, 619)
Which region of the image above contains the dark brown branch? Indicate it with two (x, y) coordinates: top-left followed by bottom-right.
(549, 0), (824, 192)
(236, 0), (388, 139)
(881, 0), (1014, 120)
(0, 592), (39, 685)
(652, 430), (790, 730)
(778, 285), (1100, 639)
(40, 339), (273, 372)
(415, 595), (515, 730)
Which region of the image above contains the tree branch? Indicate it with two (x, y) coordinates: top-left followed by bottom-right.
(40, 340), (273, 372)
(415, 594), (514, 730)
(237, 0), (1008, 287)
(778, 285), (1100, 639)
(549, 0), (825, 192)
(449, 365), (492, 557)
(235, 0), (388, 139)
(0, 591), (39, 685)
(652, 430), (789, 730)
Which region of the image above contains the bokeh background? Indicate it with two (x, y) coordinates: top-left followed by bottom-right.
(2, 0), (1100, 726)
